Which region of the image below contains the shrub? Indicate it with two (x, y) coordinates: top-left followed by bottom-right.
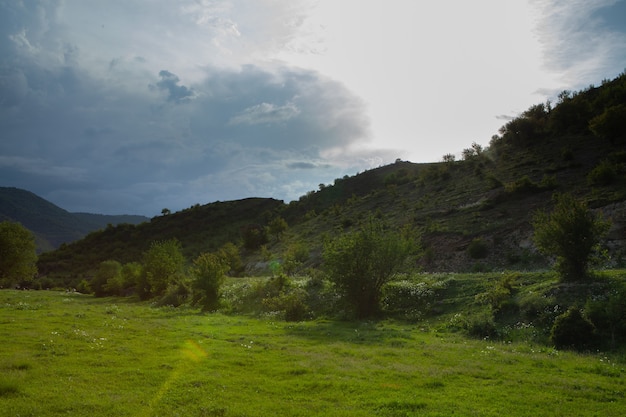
(92, 260), (122, 297)
(533, 193), (610, 281)
(504, 175), (540, 195)
(156, 281), (191, 308)
(141, 239), (185, 299)
(587, 160), (617, 186)
(242, 224), (268, 250)
(465, 310), (498, 339)
(467, 238), (489, 259)
(475, 273), (517, 315)
(0, 221), (37, 288)
(191, 252), (229, 311)
(283, 242), (310, 276)
(585, 286), (626, 349)
(323, 219), (417, 318)
(550, 307), (595, 350)
(589, 104), (626, 143)
(217, 242), (243, 276)
(263, 288), (310, 321)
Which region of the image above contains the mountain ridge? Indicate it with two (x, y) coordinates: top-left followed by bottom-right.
(0, 187), (148, 252)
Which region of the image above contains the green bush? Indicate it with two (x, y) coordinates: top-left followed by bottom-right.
(140, 239), (185, 299)
(587, 160), (617, 186)
(550, 307), (595, 350)
(323, 219), (417, 318)
(283, 242), (310, 276)
(533, 193), (611, 281)
(92, 260), (122, 297)
(263, 288), (310, 321)
(0, 221), (37, 288)
(475, 273), (517, 315)
(589, 104), (626, 143)
(467, 238), (489, 259)
(585, 285), (626, 349)
(156, 281), (191, 308)
(465, 310), (498, 339)
(191, 252), (229, 311)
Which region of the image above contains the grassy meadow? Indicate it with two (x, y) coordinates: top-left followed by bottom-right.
(1, 286), (625, 417)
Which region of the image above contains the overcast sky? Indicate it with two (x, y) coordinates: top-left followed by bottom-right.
(1, 0), (625, 216)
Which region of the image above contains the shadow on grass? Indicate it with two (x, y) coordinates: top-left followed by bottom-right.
(283, 318), (417, 346)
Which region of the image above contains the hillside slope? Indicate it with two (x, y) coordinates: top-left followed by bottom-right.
(36, 73), (626, 283)
(0, 187), (148, 252)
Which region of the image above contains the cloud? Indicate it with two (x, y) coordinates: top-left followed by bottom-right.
(154, 70), (196, 102)
(533, 0), (626, 84)
(0, 1), (378, 215)
(229, 101), (300, 125)
(287, 162), (319, 169)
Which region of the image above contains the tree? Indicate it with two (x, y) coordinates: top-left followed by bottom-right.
(91, 260), (122, 297)
(283, 242), (309, 276)
(533, 193), (610, 281)
(140, 239), (185, 299)
(589, 104), (626, 143)
(191, 252), (229, 311)
(323, 219), (417, 318)
(216, 242), (243, 275)
(241, 224), (268, 250)
(0, 221), (37, 288)
(268, 217), (288, 242)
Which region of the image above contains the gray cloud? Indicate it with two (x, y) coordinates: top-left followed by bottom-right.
(287, 162), (318, 169)
(154, 70), (196, 102)
(0, 2), (377, 215)
(229, 101), (300, 126)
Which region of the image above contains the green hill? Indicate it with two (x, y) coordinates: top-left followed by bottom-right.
(37, 73), (626, 285)
(0, 187), (148, 252)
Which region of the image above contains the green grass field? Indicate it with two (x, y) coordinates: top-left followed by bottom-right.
(1, 289), (625, 416)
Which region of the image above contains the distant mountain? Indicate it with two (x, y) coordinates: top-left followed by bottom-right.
(0, 187), (148, 252)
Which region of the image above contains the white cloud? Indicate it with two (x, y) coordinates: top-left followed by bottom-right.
(532, 0), (626, 84)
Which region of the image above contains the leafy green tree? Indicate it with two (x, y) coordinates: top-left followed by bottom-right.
(323, 219), (417, 318)
(191, 252), (229, 311)
(217, 242), (243, 275)
(533, 193), (610, 281)
(120, 262), (143, 292)
(140, 239), (185, 299)
(268, 217), (288, 242)
(283, 242), (310, 276)
(0, 221), (37, 288)
(589, 104), (626, 143)
(91, 260), (122, 297)
(242, 224), (268, 250)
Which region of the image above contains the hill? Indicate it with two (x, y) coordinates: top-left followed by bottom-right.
(37, 73), (626, 284)
(0, 187), (148, 252)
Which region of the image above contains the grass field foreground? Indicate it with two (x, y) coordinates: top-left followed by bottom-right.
(1, 289), (625, 416)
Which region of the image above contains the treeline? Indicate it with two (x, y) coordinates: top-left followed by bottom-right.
(491, 71), (626, 151)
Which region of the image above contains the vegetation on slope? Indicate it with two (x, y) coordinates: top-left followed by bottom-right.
(34, 72), (626, 284)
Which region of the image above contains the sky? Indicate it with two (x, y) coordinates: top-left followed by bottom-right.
(1, 0), (625, 216)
